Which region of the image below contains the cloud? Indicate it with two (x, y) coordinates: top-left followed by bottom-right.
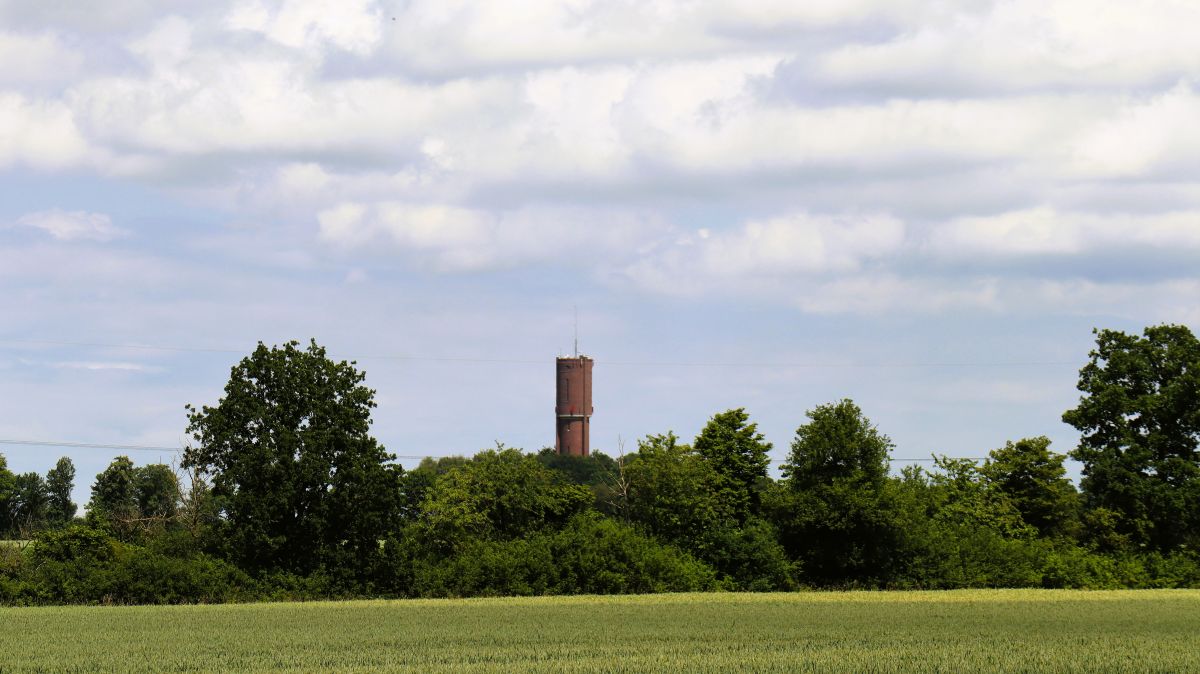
(225, 0), (383, 56)
(0, 94), (90, 170)
(53, 361), (160, 372)
(621, 212), (906, 297)
(0, 30), (82, 88)
(1069, 83), (1200, 178)
(13, 210), (127, 242)
(816, 0), (1200, 95)
(929, 207), (1200, 257)
(318, 201), (664, 272)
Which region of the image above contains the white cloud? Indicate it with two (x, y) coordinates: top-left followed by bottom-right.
(318, 201), (663, 272)
(381, 1), (726, 74)
(622, 212), (906, 297)
(13, 210), (126, 242)
(930, 207), (1200, 257)
(818, 0), (1200, 93)
(128, 16), (193, 70)
(53, 361), (159, 372)
(792, 275), (1000, 315)
(225, 0), (383, 56)
(1069, 83), (1200, 178)
(0, 30), (82, 86)
(0, 94), (90, 170)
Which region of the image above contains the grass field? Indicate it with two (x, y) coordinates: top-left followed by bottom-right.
(1, 590), (1198, 672)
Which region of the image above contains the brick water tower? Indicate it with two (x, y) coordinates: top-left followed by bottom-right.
(555, 355), (593, 456)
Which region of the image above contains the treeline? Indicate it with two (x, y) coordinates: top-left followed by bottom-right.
(3, 324), (1200, 604)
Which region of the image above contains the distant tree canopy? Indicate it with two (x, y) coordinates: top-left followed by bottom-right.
(775, 399), (898, 584)
(6, 325), (1200, 605)
(183, 340), (401, 578)
(980, 437), (1078, 539)
(418, 447), (592, 549)
(1063, 324), (1200, 551)
(694, 408), (772, 523)
(0, 454), (17, 536)
(45, 458), (77, 527)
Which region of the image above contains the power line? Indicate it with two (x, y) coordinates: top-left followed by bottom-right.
(0, 338), (1078, 369)
(0, 438), (426, 461)
(0, 438), (988, 464)
(0, 438), (181, 453)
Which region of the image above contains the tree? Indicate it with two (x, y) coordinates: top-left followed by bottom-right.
(9, 472), (49, 535)
(183, 340), (402, 577)
(87, 456), (138, 527)
(0, 454), (15, 536)
(980, 437), (1078, 538)
(134, 464), (180, 521)
(694, 408), (772, 522)
(776, 400), (898, 584)
(419, 447), (592, 550)
(45, 457), (77, 526)
(1062, 325), (1200, 550)
(782, 399), (891, 489)
(624, 433), (735, 559)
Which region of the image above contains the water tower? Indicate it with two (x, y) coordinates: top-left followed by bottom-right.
(555, 355), (593, 456)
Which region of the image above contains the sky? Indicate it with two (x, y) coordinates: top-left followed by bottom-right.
(2, 0), (1199, 507)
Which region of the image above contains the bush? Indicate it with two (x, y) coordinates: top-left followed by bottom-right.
(402, 513), (718, 598)
(9, 524), (253, 605)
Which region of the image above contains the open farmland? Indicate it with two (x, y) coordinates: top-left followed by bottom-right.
(1, 590), (1198, 673)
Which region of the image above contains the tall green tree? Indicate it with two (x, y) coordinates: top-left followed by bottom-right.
(776, 399), (898, 584)
(134, 464), (179, 521)
(45, 457), (77, 526)
(0, 454), (15, 536)
(183, 340), (402, 576)
(782, 399), (891, 489)
(9, 472), (49, 535)
(87, 456), (138, 526)
(1063, 325), (1200, 550)
(625, 433), (734, 555)
(980, 437), (1078, 538)
(694, 408), (772, 522)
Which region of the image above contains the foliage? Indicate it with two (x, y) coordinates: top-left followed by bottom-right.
(7, 473), (48, 537)
(44, 457), (77, 527)
(418, 447), (592, 550)
(535, 448), (618, 487)
(398, 455), (469, 523)
(782, 398), (892, 489)
(694, 408), (772, 522)
(775, 400), (899, 585)
(624, 433), (735, 559)
(87, 457), (180, 541)
(9, 326), (1200, 605)
(0, 455), (17, 536)
(981, 437), (1079, 538)
(135, 464), (179, 521)
(1063, 324), (1200, 551)
(408, 512), (718, 597)
(8, 524), (253, 605)
(87, 456), (138, 530)
(183, 340), (401, 577)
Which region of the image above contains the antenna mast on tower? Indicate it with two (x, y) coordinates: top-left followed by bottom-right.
(573, 305), (579, 357)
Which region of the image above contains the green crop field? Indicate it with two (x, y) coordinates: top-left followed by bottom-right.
(1, 590), (1198, 673)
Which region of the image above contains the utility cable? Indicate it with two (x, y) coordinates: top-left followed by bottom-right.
(0, 338), (1077, 369)
(0, 438), (985, 463)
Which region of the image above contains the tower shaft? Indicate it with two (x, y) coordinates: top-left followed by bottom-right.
(555, 356), (593, 456)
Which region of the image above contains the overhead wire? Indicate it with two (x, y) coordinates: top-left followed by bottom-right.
(0, 438), (984, 463)
(0, 338), (1078, 369)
